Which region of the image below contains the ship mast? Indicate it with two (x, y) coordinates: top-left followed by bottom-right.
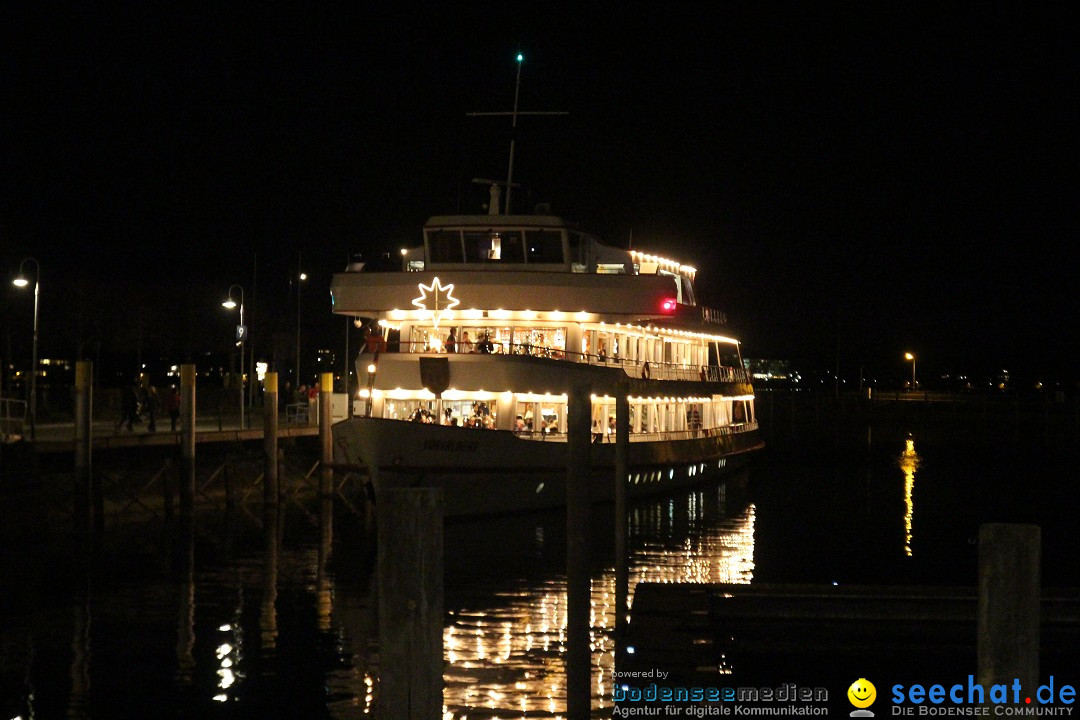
(505, 55), (524, 214)
(467, 53), (567, 214)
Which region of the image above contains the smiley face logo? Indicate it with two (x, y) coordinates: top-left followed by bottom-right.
(847, 678), (877, 709)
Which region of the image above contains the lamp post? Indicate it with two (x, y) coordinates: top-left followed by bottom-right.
(223, 285), (246, 429)
(12, 258), (40, 440)
(295, 252), (306, 387)
(905, 352), (916, 391)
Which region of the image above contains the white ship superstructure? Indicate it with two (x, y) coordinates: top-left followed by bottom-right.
(330, 213), (762, 515)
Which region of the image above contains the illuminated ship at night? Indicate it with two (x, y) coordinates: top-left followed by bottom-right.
(329, 202), (763, 516)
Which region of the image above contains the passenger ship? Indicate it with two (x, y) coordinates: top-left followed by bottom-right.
(330, 204), (763, 516)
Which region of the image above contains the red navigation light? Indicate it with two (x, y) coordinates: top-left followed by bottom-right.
(660, 298), (677, 313)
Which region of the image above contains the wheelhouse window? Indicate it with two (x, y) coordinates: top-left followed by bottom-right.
(525, 229), (564, 263)
(569, 232), (587, 272)
(459, 230), (526, 262)
(463, 232), (491, 262)
(428, 230), (463, 262)
(495, 231), (525, 262)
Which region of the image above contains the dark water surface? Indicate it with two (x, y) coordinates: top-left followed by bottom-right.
(2, 401), (1078, 718)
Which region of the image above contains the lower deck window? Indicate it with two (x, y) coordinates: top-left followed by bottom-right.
(383, 399), (497, 428)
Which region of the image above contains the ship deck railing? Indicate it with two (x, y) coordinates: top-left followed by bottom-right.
(509, 421), (759, 443)
(377, 341), (751, 383)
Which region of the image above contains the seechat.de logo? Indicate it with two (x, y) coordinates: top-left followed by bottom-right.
(848, 678), (877, 717)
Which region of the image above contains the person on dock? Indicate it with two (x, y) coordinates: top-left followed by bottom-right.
(116, 381), (140, 432)
(166, 385), (181, 431)
(144, 385), (159, 432)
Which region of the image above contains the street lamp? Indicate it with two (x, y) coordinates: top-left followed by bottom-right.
(12, 258), (40, 440)
(905, 352), (916, 391)
(222, 284), (246, 429)
(295, 251), (306, 388)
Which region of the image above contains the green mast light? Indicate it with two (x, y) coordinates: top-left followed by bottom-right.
(516, 53), (524, 62)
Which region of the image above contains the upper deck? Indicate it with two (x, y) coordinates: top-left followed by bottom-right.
(331, 214), (729, 332)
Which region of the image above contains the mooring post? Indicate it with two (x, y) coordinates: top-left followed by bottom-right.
(176, 501), (196, 687)
(74, 361), (93, 534)
(162, 457), (174, 530)
(614, 384), (630, 642)
(260, 497), (280, 651)
(179, 364), (196, 515)
(316, 474), (334, 633)
(566, 383), (592, 719)
(977, 523), (1040, 691)
(319, 372), (334, 499)
(66, 564), (91, 718)
(263, 372), (279, 506)
(377, 488), (443, 720)
(223, 456), (234, 517)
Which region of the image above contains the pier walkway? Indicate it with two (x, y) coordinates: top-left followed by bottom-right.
(5, 409), (321, 455)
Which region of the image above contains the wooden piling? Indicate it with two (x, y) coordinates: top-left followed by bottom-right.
(316, 490), (334, 632)
(318, 371), (335, 631)
(74, 361), (93, 534)
(162, 457), (174, 529)
(566, 384), (592, 720)
(260, 499), (280, 650)
(614, 385), (630, 641)
(377, 488), (443, 720)
(224, 456), (234, 517)
(319, 372), (333, 498)
(66, 566), (91, 718)
(977, 523), (1040, 690)
(176, 506), (196, 686)
(263, 372), (279, 506)
(179, 364), (196, 514)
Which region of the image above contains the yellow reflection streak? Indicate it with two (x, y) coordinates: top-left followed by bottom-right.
(899, 435), (921, 557)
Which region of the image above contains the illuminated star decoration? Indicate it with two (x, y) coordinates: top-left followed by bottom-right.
(412, 277), (460, 328)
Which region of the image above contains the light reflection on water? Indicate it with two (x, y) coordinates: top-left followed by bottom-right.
(442, 480), (756, 719)
(11, 428), (1075, 717)
(1, 468), (751, 719)
(899, 435), (921, 557)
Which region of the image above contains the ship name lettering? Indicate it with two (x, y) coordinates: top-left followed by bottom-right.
(422, 439), (480, 452)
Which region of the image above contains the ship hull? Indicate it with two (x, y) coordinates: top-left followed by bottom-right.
(333, 417), (763, 517)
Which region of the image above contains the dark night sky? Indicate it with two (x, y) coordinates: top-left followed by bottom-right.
(2, 3), (1078, 385)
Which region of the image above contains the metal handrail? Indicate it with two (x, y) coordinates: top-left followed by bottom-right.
(1, 397), (27, 442)
(378, 340), (750, 383)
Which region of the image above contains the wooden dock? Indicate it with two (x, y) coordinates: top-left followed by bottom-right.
(31, 423), (319, 454)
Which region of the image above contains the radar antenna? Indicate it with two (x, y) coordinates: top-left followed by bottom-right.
(467, 53), (567, 214)
(471, 178), (519, 216)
